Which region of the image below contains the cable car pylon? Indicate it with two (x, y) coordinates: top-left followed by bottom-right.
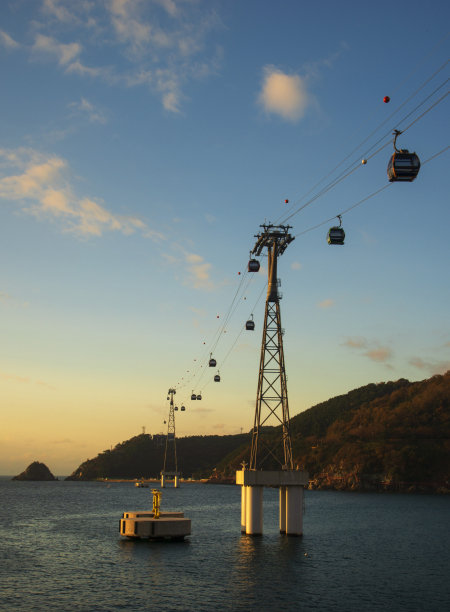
(236, 223), (308, 537)
(161, 388), (180, 488)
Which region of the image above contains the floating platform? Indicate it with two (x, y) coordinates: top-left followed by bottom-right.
(120, 489), (191, 541)
(119, 510), (191, 540)
(120, 512), (191, 540)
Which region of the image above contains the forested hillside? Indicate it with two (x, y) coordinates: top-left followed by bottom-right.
(67, 372), (450, 492)
(66, 433), (250, 480)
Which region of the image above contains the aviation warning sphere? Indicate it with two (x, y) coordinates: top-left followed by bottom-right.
(383, 96), (390, 103)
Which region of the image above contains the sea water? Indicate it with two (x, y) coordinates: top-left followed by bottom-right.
(0, 478), (449, 611)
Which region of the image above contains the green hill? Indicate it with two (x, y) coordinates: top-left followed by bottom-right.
(67, 371), (450, 492)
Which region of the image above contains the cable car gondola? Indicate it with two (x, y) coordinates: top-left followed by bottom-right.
(387, 130), (420, 182)
(209, 353), (217, 367)
(248, 258), (260, 272)
(191, 392), (197, 400)
(246, 314), (255, 331)
(181, 406), (185, 411)
(327, 215), (345, 245)
(196, 394), (202, 400)
(214, 371), (221, 382)
(175, 406), (178, 411)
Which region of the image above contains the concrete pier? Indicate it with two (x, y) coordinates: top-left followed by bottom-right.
(236, 469), (308, 536)
(160, 471), (180, 488)
(241, 486), (247, 533)
(245, 486), (263, 535)
(279, 486), (286, 534)
(286, 486), (303, 536)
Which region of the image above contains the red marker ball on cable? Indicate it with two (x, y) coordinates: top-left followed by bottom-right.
(383, 96), (390, 103)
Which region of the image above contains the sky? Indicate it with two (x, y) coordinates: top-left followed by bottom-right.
(1, 0), (449, 475)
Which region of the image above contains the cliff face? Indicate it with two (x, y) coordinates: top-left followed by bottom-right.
(13, 461), (57, 481)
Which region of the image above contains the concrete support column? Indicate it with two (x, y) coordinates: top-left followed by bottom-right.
(286, 486), (303, 536)
(161, 474), (165, 488)
(241, 486), (247, 533)
(174, 475), (179, 488)
(245, 486), (263, 535)
(279, 486), (286, 533)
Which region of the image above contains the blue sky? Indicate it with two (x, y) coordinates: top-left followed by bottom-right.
(1, 0), (449, 474)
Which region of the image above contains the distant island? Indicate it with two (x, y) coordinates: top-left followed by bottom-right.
(67, 371), (450, 494)
(13, 461), (57, 481)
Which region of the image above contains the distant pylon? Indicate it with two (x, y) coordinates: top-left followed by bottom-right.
(163, 388), (177, 474)
(249, 224), (294, 471)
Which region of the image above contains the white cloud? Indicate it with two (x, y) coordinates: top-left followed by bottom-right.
(291, 261), (302, 271)
(0, 29), (19, 49)
(258, 66), (310, 121)
(0, 147), (157, 239)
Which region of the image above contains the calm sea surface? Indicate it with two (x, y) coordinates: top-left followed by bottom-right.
(0, 479), (449, 611)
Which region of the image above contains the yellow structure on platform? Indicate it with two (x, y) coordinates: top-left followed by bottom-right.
(152, 489), (162, 519)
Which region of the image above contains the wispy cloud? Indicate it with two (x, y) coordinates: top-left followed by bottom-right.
(69, 98), (107, 124)
(0, 371), (54, 388)
(409, 357), (450, 376)
(343, 336), (392, 365)
(318, 298), (334, 309)
(42, 0), (79, 24)
(32, 33), (81, 66)
(0, 291), (12, 303)
(342, 337), (367, 349)
(28, 1), (222, 113)
(162, 247), (215, 292)
(0, 147), (161, 239)
(365, 347), (392, 363)
(291, 261), (302, 271)
(0, 372), (30, 383)
(258, 66), (310, 121)
(185, 252), (213, 290)
(0, 29), (20, 49)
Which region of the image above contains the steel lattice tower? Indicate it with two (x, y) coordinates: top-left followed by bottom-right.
(163, 388), (177, 474)
(249, 224), (295, 471)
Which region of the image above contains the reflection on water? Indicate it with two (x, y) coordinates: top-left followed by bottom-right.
(1, 480), (449, 611)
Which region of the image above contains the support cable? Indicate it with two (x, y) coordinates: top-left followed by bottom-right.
(276, 69), (449, 225)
